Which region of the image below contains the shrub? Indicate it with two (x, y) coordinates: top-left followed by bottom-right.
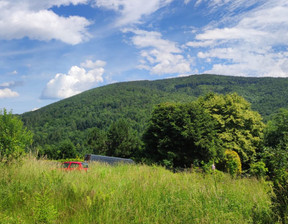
(271, 171), (288, 223)
(250, 161), (268, 179)
(0, 109), (33, 162)
(218, 150), (242, 177)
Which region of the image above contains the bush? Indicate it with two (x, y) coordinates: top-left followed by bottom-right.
(218, 150), (242, 177)
(250, 161), (268, 179)
(0, 108), (33, 162)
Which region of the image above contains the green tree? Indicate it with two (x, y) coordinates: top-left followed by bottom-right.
(57, 140), (77, 159)
(197, 93), (265, 170)
(86, 127), (108, 155)
(264, 108), (288, 149)
(106, 119), (141, 158)
(0, 108), (33, 162)
(262, 109), (288, 179)
(143, 102), (222, 168)
(262, 109), (288, 222)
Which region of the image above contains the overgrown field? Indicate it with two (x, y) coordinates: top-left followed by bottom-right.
(0, 157), (274, 223)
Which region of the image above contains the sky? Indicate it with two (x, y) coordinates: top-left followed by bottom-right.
(1, 0), (288, 114)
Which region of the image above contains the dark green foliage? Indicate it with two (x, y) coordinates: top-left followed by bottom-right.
(263, 109), (288, 178)
(57, 140), (77, 159)
(20, 74), (288, 159)
(143, 102), (222, 168)
(262, 147), (288, 223)
(85, 119), (142, 159)
(0, 108), (33, 162)
(86, 127), (107, 155)
(249, 161), (268, 179)
(262, 110), (288, 223)
(105, 119), (141, 158)
(38, 144), (57, 159)
(271, 172), (288, 223)
(143, 93), (265, 170)
(265, 108), (288, 149)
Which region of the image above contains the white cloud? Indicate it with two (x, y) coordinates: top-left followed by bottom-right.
(0, 88), (19, 98)
(0, 81), (22, 88)
(0, 0), (91, 44)
(194, 0), (263, 13)
(127, 29), (191, 75)
(187, 0), (288, 77)
(0, 81), (16, 88)
(81, 60), (106, 69)
(93, 0), (173, 26)
(186, 40), (214, 48)
(0, 0), (175, 43)
(42, 60), (105, 99)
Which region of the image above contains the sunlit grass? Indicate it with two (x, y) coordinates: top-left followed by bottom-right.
(0, 156), (273, 223)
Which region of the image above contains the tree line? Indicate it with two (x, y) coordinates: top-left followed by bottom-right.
(1, 92), (287, 175)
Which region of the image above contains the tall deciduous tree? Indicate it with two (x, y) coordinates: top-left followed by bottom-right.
(197, 93), (265, 169)
(86, 127), (108, 155)
(106, 119), (141, 158)
(143, 102), (222, 168)
(264, 108), (288, 149)
(0, 108), (33, 161)
(57, 140), (77, 159)
(262, 109), (288, 178)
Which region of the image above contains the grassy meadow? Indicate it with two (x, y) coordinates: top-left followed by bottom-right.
(0, 157), (274, 224)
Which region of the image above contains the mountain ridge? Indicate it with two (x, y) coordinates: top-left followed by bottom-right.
(21, 74), (288, 148)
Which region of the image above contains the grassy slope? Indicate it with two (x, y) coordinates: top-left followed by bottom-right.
(0, 157), (273, 223)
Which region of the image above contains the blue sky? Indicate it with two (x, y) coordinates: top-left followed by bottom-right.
(1, 0), (288, 114)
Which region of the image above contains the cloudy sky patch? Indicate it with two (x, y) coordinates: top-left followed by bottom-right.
(0, 0), (287, 113)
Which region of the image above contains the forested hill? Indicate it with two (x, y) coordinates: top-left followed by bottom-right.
(21, 74), (288, 147)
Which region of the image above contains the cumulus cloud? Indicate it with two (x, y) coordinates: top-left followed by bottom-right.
(187, 0), (288, 77)
(0, 81), (20, 98)
(0, 88), (19, 98)
(93, 0), (173, 26)
(0, 0), (91, 44)
(126, 29), (191, 75)
(42, 60), (105, 99)
(0, 0), (175, 43)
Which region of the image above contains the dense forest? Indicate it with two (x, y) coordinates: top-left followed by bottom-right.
(21, 74), (288, 159)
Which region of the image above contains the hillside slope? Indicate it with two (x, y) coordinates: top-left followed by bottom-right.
(21, 74), (288, 147)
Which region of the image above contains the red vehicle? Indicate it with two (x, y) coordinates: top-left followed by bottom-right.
(61, 161), (88, 171)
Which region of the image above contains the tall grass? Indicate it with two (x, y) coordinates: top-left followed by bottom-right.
(0, 156), (273, 223)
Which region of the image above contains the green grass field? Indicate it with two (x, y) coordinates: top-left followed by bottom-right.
(0, 157), (274, 223)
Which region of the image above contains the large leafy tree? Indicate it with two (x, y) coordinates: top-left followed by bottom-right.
(0, 109), (33, 161)
(106, 119), (141, 158)
(264, 108), (288, 149)
(86, 127), (108, 155)
(197, 93), (265, 169)
(143, 102), (222, 168)
(262, 109), (288, 223)
(57, 140), (77, 159)
(262, 109), (288, 178)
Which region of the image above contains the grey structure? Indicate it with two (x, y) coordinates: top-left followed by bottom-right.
(84, 154), (135, 165)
